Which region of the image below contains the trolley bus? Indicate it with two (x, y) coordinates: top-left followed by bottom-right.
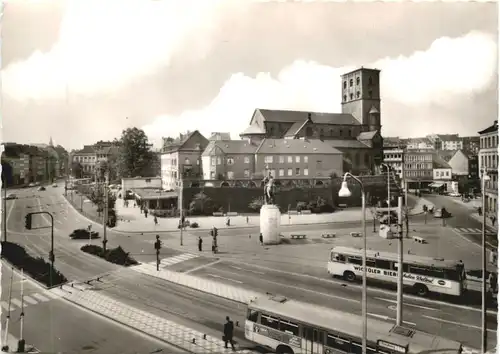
(245, 294), (463, 354)
(327, 246), (466, 297)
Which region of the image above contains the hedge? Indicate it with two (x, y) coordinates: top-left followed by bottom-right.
(81, 244), (138, 266)
(1, 241), (67, 287)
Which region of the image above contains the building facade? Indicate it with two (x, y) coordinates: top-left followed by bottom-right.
(202, 140), (258, 180)
(403, 151), (434, 189)
(71, 145), (97, 177)
(427, 134), (463, 151)
(478, 121), (498, 215)
(160, 131), (209, 190)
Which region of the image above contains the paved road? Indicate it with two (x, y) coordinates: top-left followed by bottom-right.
(0, 267), (182, 354)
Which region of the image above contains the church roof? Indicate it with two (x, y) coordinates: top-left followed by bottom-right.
(240, 124), (265, 136)
(330, 139), (371, 149)
(357, 131), (378, 141)
(255, 138), (342, 155)
(256, 109), (360, 126)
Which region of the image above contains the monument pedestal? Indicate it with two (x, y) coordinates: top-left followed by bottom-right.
(260, 204), (281, 245)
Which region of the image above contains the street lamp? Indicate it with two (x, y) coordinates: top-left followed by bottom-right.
(380, 163), (391, 223)
(338, 173), (367, 354)
(481, 171), (490, 353)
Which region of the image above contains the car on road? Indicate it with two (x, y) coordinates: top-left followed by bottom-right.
(5, 193), (17, 200)
(433, 207), (451, 218)
(28, 183), (36, 187)
(448, 192), (461, 197)
(52, 183), (58, 187)
(37, 186), (46, 191)
(69, 229), (100, 240)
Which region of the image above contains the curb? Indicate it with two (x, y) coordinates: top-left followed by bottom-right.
(60, 295), (189, 354)
(0, 258), (66, 291)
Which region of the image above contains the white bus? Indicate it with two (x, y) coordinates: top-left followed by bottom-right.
(327, 246), (466, 297)
(245, 294), (463, 354)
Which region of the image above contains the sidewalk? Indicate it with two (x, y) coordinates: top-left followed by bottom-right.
(0, 332), (39, 353)
(447, 196), (498, 232)
(52, 285), (258, 354)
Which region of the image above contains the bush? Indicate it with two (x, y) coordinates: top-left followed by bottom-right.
(1, 241), (67, 287)
(190, 222), (199, 228)
(248, 196), (264, 211)
(81, 244), (138, 266)
(296, 201), (307, 212)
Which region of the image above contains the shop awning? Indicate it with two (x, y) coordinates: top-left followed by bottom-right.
(429, 182), (444, 188)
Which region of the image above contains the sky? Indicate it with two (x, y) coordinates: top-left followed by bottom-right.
(1, 0), (498, 151)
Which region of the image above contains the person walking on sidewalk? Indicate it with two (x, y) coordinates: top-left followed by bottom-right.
(246, 216), (249, 224)
(259, 233), (263, 246)
(491, 215), (496, 227)
(223, 316), (236, 350)
(212, 236), (217, 254)
(154, 215), (158, 226)
(198, 236), (203, 252)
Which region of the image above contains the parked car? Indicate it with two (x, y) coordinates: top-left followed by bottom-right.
(28, 183), (36, 187)
(448, 192), (461, 197)
(37, 186), (46, 191)
(69, 229), (99, 239)
(52, 183), (58, 187)
(433, 207), (451, 218)
(5, 194), (17, 200)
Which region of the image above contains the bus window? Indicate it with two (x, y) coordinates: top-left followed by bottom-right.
(351, 341), (363, 354)
(302, 327), (314, 341)
(247, 309), (259, 322)
(366, 258), (376, 267)
(395, 263), (409, 272)
(279, 320), (299, 336)
(331, 253), (346, 263)
(375, 259), (392, 270)
(326, 334), (350, 352)
(348, 256), (362, 265)
(428, 268), (444, 278)
(367, 346), (378, 354)
(261, 314), (280, 330)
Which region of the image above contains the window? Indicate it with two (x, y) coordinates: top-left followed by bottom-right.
(295, 156), (300, 163)
(445, 171), (449, 177)
(227, 171), (234, 179)
(368, 90), (373, 98)
(226, 158), (234, 165)
(210, 171), (216, 179)
(331, 253), (346, 262)
(343, 81), (347, 89)
(244, 156), (250, 164)
(287, 156), (293, 163)
(304, 169), (309, 176)
(287, 169), (293, 176)
(350, 93), (353, 100)
(366, 258), (376, 268)
(184, 158), (191, 165)
(343, 95), (347, 102)
(348, 256), (362, 265)
(368, 77), (373, 86)
(217, 157), (221, 165)
(295, 168), (300, 176)
(279, 320), (299, 336)
(247, 309), (259, 322)
(339, 129), (343, 136)
(279, 156), (285, 163)
(211, 157), (216, 166)
(265, 156), (273, 163)
(260, 314), (279, 330)
(375, 259), (392, 270)
(279, 169), (285, 177)
(349, 79), (353, 87)
(270, 169), (276, 178)
(356, 77), (360, 85)
(244, 169), (250, 177)
(356, 91), (360, 98)
(327, 334), (351, 352)
(304, 156), (309, 163)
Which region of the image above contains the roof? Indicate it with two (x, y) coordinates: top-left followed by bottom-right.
(256, 109), (360, 126)
(357, 131), (378, 140)
(435, 149), (458, 162)
(209, 132), (231, 141)
(162, 130), (207, 153)
(202, 140), (259, 156)
(240, 124), (265, 136)
(478, 121), (498, 135)
(437, 134), (460, 142)
(284, 121), (308, 137)
(130, 188), (177, 200)
(255, 138), (342, 155)
(330, 139), (370, 149)
(432, 153), (451, 169)
(74, 145), (96, 155)
(383, 137), (404, 148)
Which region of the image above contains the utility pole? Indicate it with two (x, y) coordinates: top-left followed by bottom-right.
(179, 179), (184, 246)
(481, 172), (490, 353)
(3, 176), (7, 242)
(102, 173), (108, 253)
(2, 268), (14, 352)
(396, 196), (404, 326)
(18, 268), (25, 352)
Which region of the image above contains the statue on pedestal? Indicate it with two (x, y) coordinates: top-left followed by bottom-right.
(263, 175), (277, 205)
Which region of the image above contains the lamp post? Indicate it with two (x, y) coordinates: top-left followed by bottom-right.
(338, 173), (367, 354)
(481, 171), (490, 353)
(381, 163), (391, 223)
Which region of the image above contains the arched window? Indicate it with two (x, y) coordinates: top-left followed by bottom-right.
(368, 77), (373, 86)
(343, 95), (347, 102)
(356, 77), (360, 85)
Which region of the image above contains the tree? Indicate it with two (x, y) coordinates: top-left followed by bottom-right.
(71, 162), (83, 178)
(95, 159), (109, 182)
(248, 196), (265, 211)
(118, 127), (155, 178)
(189, 192), (213, 216)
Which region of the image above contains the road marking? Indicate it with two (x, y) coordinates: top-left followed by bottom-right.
(10, 298), (22, 308)
(43, 290), (62, 299)
(206, 273), (243, 284)
(230, 265), (265, 275)
(185, 259), (223, 274)
(32, 293), (51, 302)
(23, 296), (38, 305)
(0, 301), (9, 312)
(422, 315), (497, 333)
(375, 297), (438, 311)
(368, 313), (416, 326)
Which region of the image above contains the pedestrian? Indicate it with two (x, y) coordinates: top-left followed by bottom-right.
(246, 216), (249, 224)
(198, 236), (203, 252)
(145, 209), (148, 218)
(226, 217), (231, 226)
(154, 216), (158, 225)
(212, 237), (217, 254)
(259, 233), (263, 246)
(223, 316), (236, 350)
(491, 215), (496, 227)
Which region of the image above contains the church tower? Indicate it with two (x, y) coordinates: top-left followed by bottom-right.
(340, 68), (381, 132)
(49, 136), (54, 147)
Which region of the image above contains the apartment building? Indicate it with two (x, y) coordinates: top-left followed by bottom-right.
(427, 134), (463, 151)
(201, 140), (258, 180)
(160, 130), (209, 190)
(71, 145), (97, 177)
(403, 151), (434, 189)
(478, 120), (498, 215)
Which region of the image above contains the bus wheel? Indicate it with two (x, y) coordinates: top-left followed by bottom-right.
(343, 271), (356, 282)
(414, 283), (429, 297)
(276, 345), (294, 354)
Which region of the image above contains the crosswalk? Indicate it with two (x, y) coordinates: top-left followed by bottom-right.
(454, 227), (497, 234)
(131, 252), (199, 272)
(0, 290), (63, 313)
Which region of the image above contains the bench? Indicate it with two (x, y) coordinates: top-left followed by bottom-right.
(412, 236), (426, 244)
(321, 233), (336, 238)
(291, 234), (307, 239)
(350, 232), (362, 238)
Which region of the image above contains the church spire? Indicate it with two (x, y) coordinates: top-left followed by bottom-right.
(49, 136), (54, 147)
